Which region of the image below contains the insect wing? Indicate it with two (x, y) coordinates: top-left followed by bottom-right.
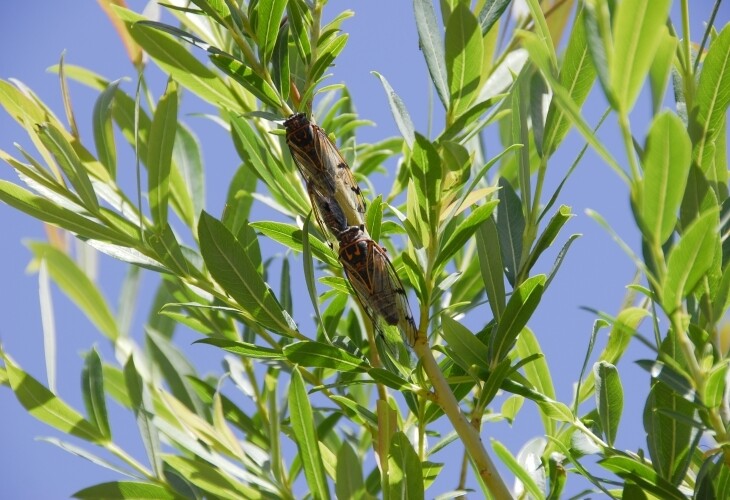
(312, 125), (367, 224)
(338, 230), (417, 347)
(306, 183), (348, 247)
(285, 114), (337, 193)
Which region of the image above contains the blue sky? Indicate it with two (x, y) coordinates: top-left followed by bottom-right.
(0, 1), (728, 498)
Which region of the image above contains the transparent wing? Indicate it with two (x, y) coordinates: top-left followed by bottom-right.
(339, 233), (418, 348)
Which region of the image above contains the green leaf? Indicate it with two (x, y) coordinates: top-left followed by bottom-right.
(38, 261), (56, 392)
(257, 0), (288, 65)
(524, 205), (573, 274)
(36, 122), (99, 213)
(250, 220), (338, 268)
(222, 165), (256, 234)
(648, 27), (678, 116)
(520, 30), (625, 180)
(515, 328), (556, 434)
(387, 432), (424, 500)
(599, 455), (686, 500)
(28, 242), (120, 340)
(704, 360), (729, 409)
(164, 454), (260, 499)
(543, 8), (596, 157)
(476, 216), (506, 321)
(662, 209), (719, 312)
(114, 8), (242, 112)
(373, 71), (415, 147)
(92, 79), (120, 177)
(4, 354), (104, 443)
(610, 0), (672, 113)
(577, 308), (648, 404)
(490, 275), (545, 366)
(640, 112), (692, 246)
(194, 337), (284, 359)
(173, 123), (204, 227)
(198, 213), (296, 336)
(492, 439), (544, 500)
(82, 348), (111, 440)
(436, 201), (499, 270)
(441, 315), (489, 372)
(209, 52), (282, 110)
(414, 0), (449, 109)
(124, 356), (163, 477)
(0, 182), (136, 246)
(536, 399), (574, 423)
(594, 361), (623, 447)
(695, 24), (730, 172)
(309, 33), (348, 87)
(412, 133), (443, 233)
(289, 367), (330, 499)
(147, 79), (178, 228)
(335, 441), (365, 500)
(283, 341), (368, 372)
(495, 178), (524, 286)
(445, 2), (482, 118)
(477, 0), (511, 36)
(72, 481), (177, 499)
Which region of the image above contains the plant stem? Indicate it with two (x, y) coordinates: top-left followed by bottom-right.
(413, 338), (512, 499)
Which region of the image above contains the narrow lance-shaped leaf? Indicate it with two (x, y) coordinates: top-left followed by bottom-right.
(373, 71), (415, 147)
(543, 8), (596, 157)
(198, 212), (296, 336)
(610, 0), (672, 114)
(594, 361), (623, 447)
(490, 274), (545, 366)
(411, 133), (442, 236)
(82, 348), (111, 440)
(648, 26), (677, 116)
(28, 242), (120, 341)
(173, 123), (204, 227)
(289, 367), (330, 499)
(147, 79), (178, 228)
(662, 209), (719, 312)
(387, 432), (424, 500)
(445, 2), (482, 118)
(72, 481), (177, 500)
(113, 7), (242, 112)
(478, 0), (511, 36)
(496, 177), (524, 286)
(477, 216), (506, 321)
(124, 356), (163, 477)
(644, 385), (696, 487)
(640, 112), (692, 247)
(283, 341), (368, 372)
(414, 0), (449, 109)
(3, 354), (105, 443)
(92, 79), (120, 177)
(36, 122), (99, 213)
(336, 441), (365, 500)
(38, 260), (56, 393)
(257, 0), (288, 65)
(695, 24), (730, 172)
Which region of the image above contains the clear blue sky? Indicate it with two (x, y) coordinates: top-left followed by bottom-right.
(0, 1), (727, 498)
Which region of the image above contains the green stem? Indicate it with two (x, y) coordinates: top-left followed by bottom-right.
(413, 339), (512, 499)
(618, 113), (640, 181)
(669, 311), (730, 464)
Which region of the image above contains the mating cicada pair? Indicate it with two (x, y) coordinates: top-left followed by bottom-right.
(284, 113), (418, 348)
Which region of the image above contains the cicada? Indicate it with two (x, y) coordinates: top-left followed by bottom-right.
(337, 225), (418, 347)
(284, 113), (367, 235)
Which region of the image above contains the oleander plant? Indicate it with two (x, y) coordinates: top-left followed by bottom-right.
(1, 0), (729, 498)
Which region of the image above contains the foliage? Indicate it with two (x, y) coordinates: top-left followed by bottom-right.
(0, 0), (729, 498)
